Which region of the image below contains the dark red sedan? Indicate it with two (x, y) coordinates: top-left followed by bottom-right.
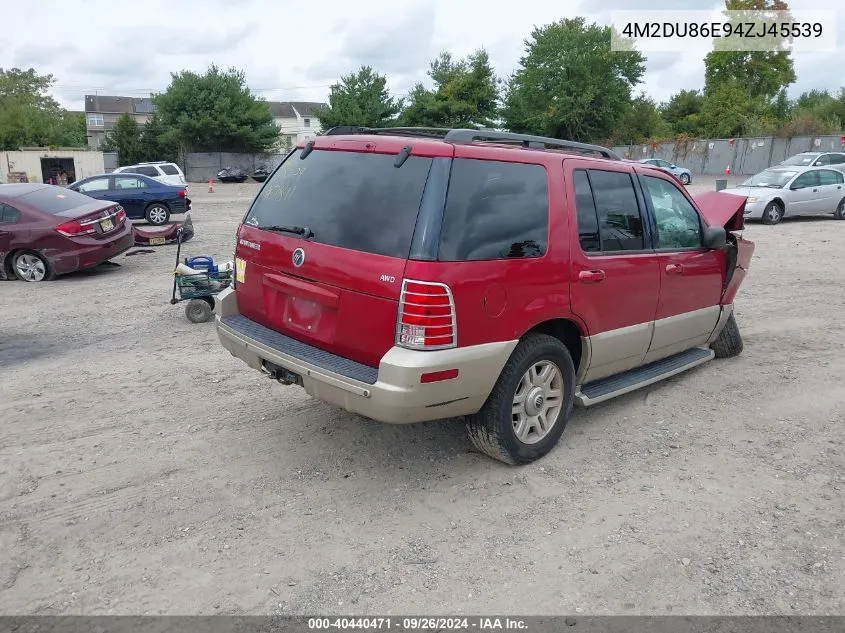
(0, 183), (134, 282)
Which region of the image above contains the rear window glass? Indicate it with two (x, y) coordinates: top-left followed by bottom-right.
(159, 164), (180, 175)
(438, 159), (548, 261)
(245, 150), (432, 259)
(19, 187), (97, 214)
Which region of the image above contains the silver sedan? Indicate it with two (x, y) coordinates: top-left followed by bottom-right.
(724, 166), (845, 225)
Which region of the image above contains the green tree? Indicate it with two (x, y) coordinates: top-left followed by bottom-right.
(615, 94), (672, 144)
(399, 49), (500, 128)
(661, 89), (706, 136)
(502, 18), (646, 142)
(138, 113), (179, 163)
(101, 113), (142, 165)
(0, 67), (86, 149)
(704, 0), (796, 101)
(315, 66), (402, 130)
(154, 64), (280, 152)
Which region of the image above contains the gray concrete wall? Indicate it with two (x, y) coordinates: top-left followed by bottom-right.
(184, 152), (289, 182)
(613, 135), (845, 176)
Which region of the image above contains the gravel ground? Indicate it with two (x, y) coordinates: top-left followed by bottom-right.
(1, 178), (843, 616)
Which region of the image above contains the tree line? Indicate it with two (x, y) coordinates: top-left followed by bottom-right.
(2, 0), (843, 163)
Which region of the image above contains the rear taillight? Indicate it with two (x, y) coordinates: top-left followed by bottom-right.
(178, 189), (186, 197)
(116, 206), (126, 223)
(396, 279), (457, 350)
(55, 219), (95, 237)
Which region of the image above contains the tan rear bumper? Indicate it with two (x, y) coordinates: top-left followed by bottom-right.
(214, 287), (516, 424)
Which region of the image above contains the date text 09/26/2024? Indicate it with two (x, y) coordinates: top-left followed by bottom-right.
(308, 617), (528, 630)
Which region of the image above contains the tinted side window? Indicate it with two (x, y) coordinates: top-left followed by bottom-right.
(573, 170), (600, 252)
(588, 170), (645, 251)
(159, 164), (180, 175)
(131, 166), (159, 177)
(793, 171), (819, 188)
(815, 155), (830, 165)
(642, 176), (702, 249)
(0, 204), (21, 223)
(818, 169), (843, 185)
(439, 159), (548, 261)
(829, 154), (845, 165)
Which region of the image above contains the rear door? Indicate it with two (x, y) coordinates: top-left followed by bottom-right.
(784, 170), (822, 215)
(158, 163), (185, 186)
(816, 168), (844, 212)
(638, 171), (723, 362)
(565, 160), (661, 383)
(112, 175), (150, 217)
(235, 141), (451, 368)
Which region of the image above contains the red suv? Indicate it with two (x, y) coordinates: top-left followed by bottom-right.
(216, 128), (754, 465)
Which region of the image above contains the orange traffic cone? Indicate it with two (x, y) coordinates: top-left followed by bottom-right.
(208, 177), (214, 193)
(725, 165), (731, 176)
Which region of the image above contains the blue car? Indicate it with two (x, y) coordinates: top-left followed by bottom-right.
(639, 158), (693, 185)
(68, 173), (190, 226)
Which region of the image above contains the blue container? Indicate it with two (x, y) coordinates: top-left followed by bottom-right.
(185, 256), (219, 278)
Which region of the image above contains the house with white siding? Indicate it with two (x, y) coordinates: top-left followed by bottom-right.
(268, 102), (326, 148)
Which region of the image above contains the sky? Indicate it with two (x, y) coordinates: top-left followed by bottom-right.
(3, 0), (842, 112)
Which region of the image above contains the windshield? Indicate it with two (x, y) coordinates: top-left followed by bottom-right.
(742, 169), (798, 188)
(781, 154), (818, 166)
(244, 149), (432, 259)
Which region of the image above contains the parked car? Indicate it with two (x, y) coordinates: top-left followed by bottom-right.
(113, 161), (186, 187)
(0, 183), (133, 282)
(68, 173), (190, 226)
(779, 151), (845, 173)
(722, 165), (845, 224)
(639, 158), (693, 184)
(215, 127), (753, 465)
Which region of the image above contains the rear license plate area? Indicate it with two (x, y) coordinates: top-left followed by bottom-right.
(149, 237), (166, 245)
(100, 218), (114, 231)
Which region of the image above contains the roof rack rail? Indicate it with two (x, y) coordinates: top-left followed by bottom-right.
(323, 126), (451, 138)
(444, 129), (621, 160)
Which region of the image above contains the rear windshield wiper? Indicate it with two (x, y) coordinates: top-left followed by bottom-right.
(258, 225), (314, 239)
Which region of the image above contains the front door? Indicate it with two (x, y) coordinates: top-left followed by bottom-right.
(638, 172), (724, 362)
(566, 161), (661, 384)
(73, 175), (111, 200)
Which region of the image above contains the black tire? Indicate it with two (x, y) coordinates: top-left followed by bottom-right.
(834, 197), (845, 220)
(12, 250), (54, 282)
(465, 333), (576, 465)
(711, 313), (743, 359)
(145, 203), (170, 226)
(680, 173), (691, 185)
(185, 298), (213, 323)
(761, 200), (783, 225)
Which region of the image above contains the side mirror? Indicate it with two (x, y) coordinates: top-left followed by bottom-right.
(790, 184), (802, 190)
(703, 226), (727, 249)
(670, 164), (677, 169)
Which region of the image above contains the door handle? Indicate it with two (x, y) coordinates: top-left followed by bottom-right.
(812, 188), (818, 192)
(578, 269), (605, 284)
(666, 263), (684, 275)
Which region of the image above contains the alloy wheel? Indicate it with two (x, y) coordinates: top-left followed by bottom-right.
(148, 206), (168, 224)
(14, 253), (47, 282)
(512, 360), (564, 444)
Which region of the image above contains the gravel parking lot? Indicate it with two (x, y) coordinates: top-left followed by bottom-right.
(1, 179), (843, 616)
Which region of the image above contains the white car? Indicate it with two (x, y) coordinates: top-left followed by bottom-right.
(779, 151), (845, 173)
(113, 162), (186, 187)
(723, 166), (845, 225)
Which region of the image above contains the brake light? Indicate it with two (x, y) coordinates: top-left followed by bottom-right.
(178, 189), (186, 197)
(396, 279), (457, 350)
(116, 206), (126, 223)
(55, 219), (95, 237)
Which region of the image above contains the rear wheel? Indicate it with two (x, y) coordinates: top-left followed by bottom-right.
(834, 197), (845, 220)
(185, 298), (213, 323)
(762, 201), (783, 225)
(145, 203), (170, 226)
(13, 250), (54, 282)
(711, 313), (743, 358)
(465, 333), (575, 465)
